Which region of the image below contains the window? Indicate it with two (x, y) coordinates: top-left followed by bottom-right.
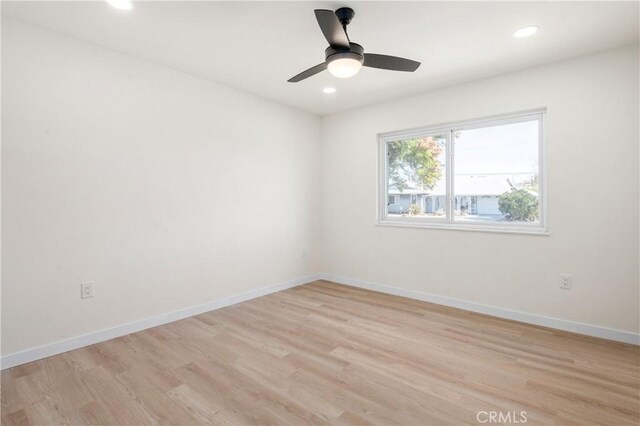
(378, 110), (546, 234)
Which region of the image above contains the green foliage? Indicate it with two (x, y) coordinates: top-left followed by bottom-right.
(408, 203), (422, 215)
(498, 189), (539, 221)
(388, 136), (444, 191)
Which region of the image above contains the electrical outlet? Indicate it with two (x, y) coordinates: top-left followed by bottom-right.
(559, 274), (572, 290)
(301, 248), (307, 258)
(81, 281), (94, 299)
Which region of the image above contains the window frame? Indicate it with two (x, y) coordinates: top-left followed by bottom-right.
(377, 109), (548, 235)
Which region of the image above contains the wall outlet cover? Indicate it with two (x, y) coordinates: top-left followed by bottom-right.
(81, 281), (94, 299)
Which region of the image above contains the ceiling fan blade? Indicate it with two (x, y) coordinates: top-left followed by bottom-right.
(287, 63), (327, 83)
(363, 54), (421, 72)
(314, 9), (350, 49)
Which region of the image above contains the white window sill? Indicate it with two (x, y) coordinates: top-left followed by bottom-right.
(377, 219), (549, 236)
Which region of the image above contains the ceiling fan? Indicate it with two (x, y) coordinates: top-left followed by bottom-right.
(288, 7), (421, 83)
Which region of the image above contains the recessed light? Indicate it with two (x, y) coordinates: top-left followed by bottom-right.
(513, 26), (539, 38)
(323, 87), (337, 94)
(106, 0), (132, 11)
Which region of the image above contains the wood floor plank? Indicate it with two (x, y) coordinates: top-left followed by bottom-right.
(1, 281), (638, 425)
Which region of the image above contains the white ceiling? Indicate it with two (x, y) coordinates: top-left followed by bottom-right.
(3, 1), (638, 115)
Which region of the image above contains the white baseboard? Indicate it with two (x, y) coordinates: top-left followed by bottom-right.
(0, 274), (322, 370)
(318, 273), (640, 346)
(3, 272), (637, 369)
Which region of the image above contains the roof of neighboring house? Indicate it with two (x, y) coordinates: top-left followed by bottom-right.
(388, 188), (429, 195)
(389, 173), (536, 196)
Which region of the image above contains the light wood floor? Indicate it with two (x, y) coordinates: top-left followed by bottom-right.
(2, 281), (639, 425)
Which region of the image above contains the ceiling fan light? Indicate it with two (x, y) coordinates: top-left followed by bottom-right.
(327, 58), (362, 78)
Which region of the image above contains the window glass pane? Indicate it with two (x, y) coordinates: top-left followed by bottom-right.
(386, 134), (447, 218)
(453, 119), (540, 224)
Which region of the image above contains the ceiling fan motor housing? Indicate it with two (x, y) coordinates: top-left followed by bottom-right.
(325, 43), (364, 65)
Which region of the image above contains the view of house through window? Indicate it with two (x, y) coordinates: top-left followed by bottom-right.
(382, 112), (544, 232)
(387, 133), (447, 217)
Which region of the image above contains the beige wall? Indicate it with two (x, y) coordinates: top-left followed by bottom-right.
(1, 19), (321, 355)
(320, 45), (640, 333)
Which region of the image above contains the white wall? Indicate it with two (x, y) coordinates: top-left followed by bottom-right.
(320, 46), (640, 334)
(2, 17), (638, 360)
(1, 18), (321, 355)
